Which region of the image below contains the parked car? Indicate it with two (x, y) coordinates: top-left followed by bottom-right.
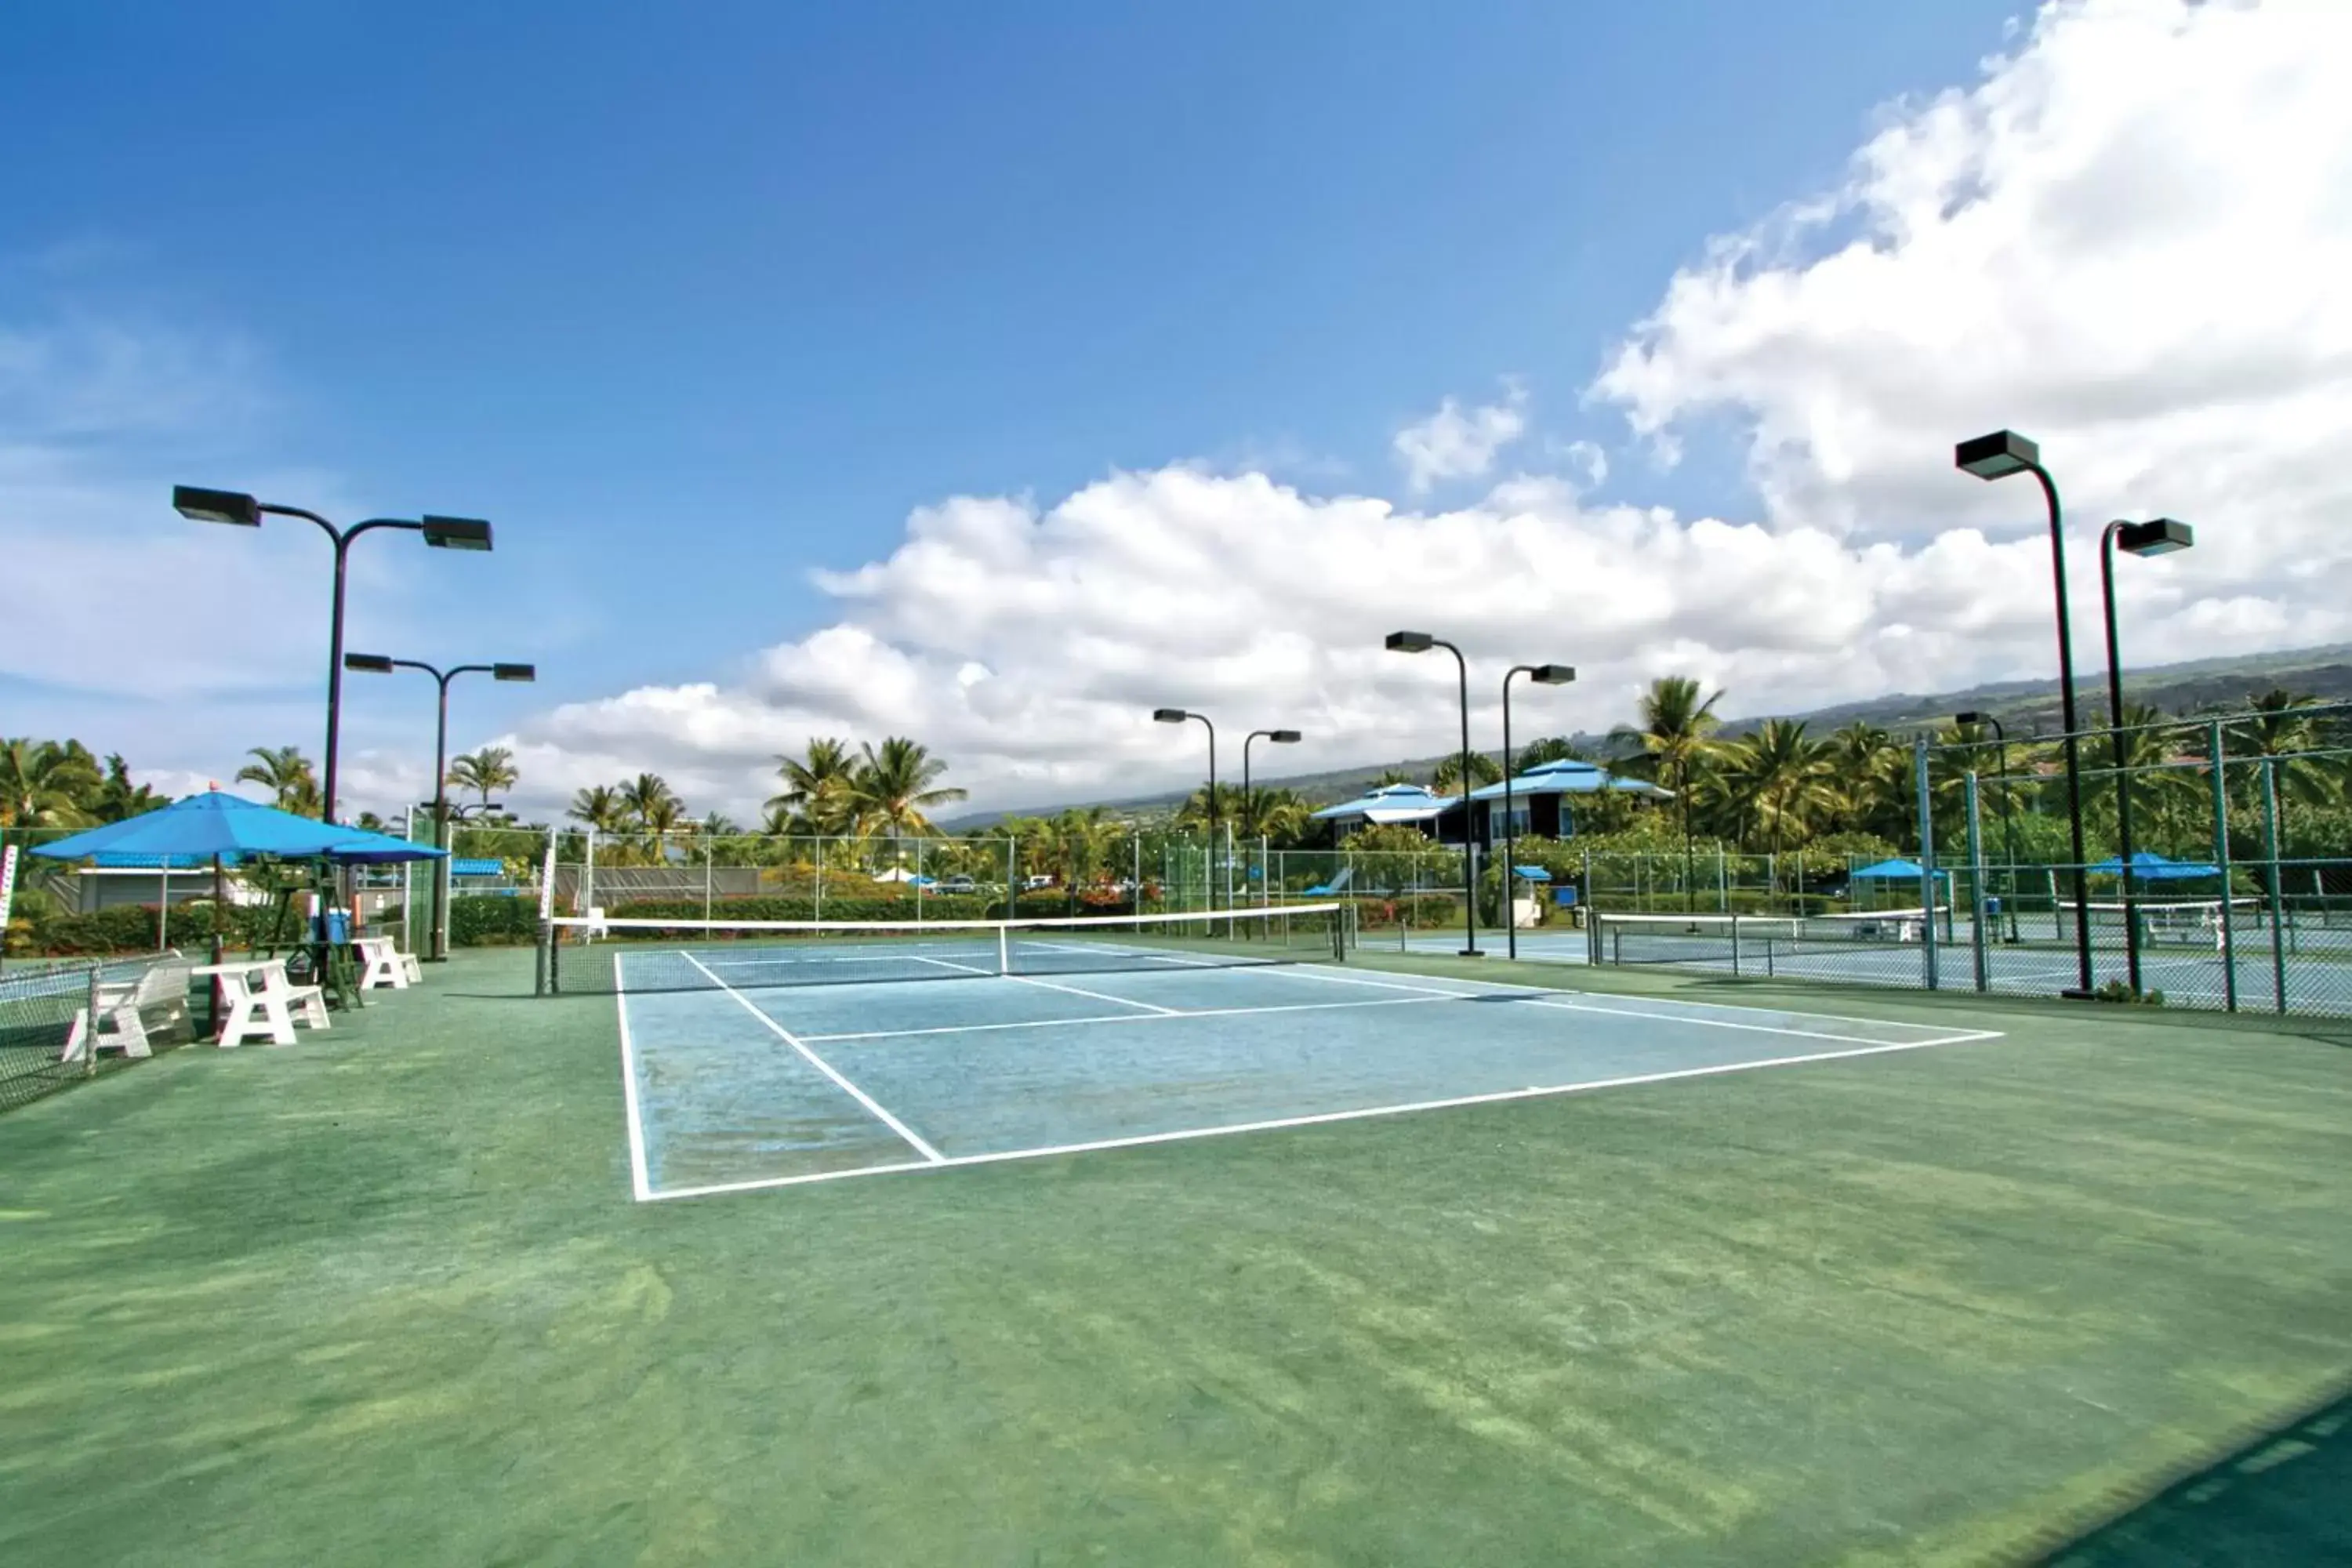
(938, 875), (978, 893)
(1022, 874), (1055, 890)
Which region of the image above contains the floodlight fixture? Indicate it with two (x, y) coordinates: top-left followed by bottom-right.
(493, 662), (537, 681)
(343, 652), (397, 673)
(2116, 517), (2194, 557)
(1385, 630), (1434, 653)
(419, 515), (494, 550)
(172, 485), (263, 526)
(1528, 664), (1576, 685)
(1955, 430), (2040, 481)
(1267, 729), (1301, 743)
(1152, 708), (1189, 723)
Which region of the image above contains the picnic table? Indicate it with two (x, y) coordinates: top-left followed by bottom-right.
(191, 958), (331, 1047)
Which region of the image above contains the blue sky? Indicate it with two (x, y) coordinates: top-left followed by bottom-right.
(6, 1), (2343, 818)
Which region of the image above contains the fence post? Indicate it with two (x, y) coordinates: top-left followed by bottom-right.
(1965, 771), (1989, 993)
(2260, 758), (2288, 1014)
(2208, 720), (2238, 1012)
(1915, 735), (1940, 991)
(0, 840), (16, 978)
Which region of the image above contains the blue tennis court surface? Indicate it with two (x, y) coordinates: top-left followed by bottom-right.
(615, 953), (2002, 1202)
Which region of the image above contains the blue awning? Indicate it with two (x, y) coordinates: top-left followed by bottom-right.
(2086, 851), (2222, 880)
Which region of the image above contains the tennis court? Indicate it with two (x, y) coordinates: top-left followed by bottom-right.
(592, 916), (2001, 1201)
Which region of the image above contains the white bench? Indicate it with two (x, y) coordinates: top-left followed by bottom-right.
(60, 955), (197, 1064)
(354, 935), (423, 990)
(193, 959), (331, 1047)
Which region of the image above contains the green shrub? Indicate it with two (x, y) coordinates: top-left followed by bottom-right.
(448, 896), (542, 946)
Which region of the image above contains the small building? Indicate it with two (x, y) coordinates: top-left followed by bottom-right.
(1308, 783), (1465, 844)
(1464, 757), (1671, 846)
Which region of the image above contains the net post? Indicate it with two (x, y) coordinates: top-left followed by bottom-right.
(2260, 757), (2288, 1014)
(1915, 735), (1940, 991)
(997, 921), (1011, 976)
(535, 829), (559, 996)
(1965, 771), (1990, 993)
(1729, 912), (1741, 976)
(2208, 720), (2238, 1011)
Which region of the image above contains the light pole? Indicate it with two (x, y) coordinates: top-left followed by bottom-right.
(2098, 517), (2194, 996)
(174, 486), (492, 826)
(1953, 432), (2094, 996)
(1153, 710), (1217, 915)
(1242, 728), (1301, 913)
(1385, 631), (1482, 956)
(1501, 664), (1576, 960)
(1954, 711), (2021, 942)
(345, 655), (536, 960)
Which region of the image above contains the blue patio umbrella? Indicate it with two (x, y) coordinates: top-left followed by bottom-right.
(2085, 851), (2220, 880)
(28, 789), (448, 864)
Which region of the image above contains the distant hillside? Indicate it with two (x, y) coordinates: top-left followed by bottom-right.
(942, 641), (2352, 828)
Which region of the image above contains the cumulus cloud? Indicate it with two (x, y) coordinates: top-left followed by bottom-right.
(1392, 385), (1530, 492)
(1592, 0), (2352, 562)
(22, 0), (2352, 829)
(492, 0), (2352, 822)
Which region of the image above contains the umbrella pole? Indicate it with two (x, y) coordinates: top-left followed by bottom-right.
(211, 853), (226, 1040)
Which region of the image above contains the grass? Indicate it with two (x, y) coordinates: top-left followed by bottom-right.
(1, 946), (2347, 1566)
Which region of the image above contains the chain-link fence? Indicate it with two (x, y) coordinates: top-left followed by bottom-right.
(1585, 702), (2352, 1019)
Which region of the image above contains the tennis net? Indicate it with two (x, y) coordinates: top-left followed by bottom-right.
(1592, 907), (1953, 971)
(2053, 897), (2267, 944)
(539, 902), (1351, 996)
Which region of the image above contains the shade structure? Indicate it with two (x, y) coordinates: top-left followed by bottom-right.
(321, 828), (452, 865)
(28, 789), (448, 865)
(2086, 851), (2221, 880)
(1849, 858), (1952, 882)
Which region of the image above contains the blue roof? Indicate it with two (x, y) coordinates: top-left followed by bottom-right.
(1309, 782), (1461, 822)
(1850, 858), (1951, 881)
(450, 858), (507, 876)
(2087, 851), (2222, 880)
(1466, 758), (1673, 800)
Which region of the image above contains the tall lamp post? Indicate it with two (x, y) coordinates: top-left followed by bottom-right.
(1385, 631), (1482, 957)
(1152, 709), (1217, 915)
(1954, 711), (2021, 942)
(1501, 664), (1576, 960)
(345, 655), (536, 960)
(2098, 517), (2195, 996)
(1952, 433), (2095, 996)
(1241, 728), (1302, 912)
(174, 486), (493, 827)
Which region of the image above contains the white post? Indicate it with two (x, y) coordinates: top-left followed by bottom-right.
(814, 835), (825, 923)
(582, 828), (597, 918)
(158, 859), (171, 951)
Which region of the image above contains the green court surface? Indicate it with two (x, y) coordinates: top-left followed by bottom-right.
(2, 946), (2347, 1566)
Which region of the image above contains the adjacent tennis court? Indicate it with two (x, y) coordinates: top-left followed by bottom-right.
(593, 917), (2001, 1201)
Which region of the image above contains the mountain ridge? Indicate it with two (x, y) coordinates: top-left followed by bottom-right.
(941, 641), (2352, 828)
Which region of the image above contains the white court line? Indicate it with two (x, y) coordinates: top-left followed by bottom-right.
(613, 956), (654, 1203)
(906, 946), (1184, 1015)
(1280, 960), (2001, 1047)
(680, 953), (946, 1164)
(640, 1027), (2002, 1203)
(800, 991), (1461, 1044)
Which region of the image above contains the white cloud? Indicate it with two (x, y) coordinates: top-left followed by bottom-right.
(1591, 0), (2352, 571)
(20, 0), (2352, 830)
(488, 0), (2352, 823)
(1392, 385), (1530, 492)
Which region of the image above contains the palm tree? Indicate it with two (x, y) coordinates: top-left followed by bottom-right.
(768, 738), (859, 834)
(1515, 736), (1587, 769)
(568, 784), (630, 833)
(0, 738), (101, 829)
(1826, 721), (1909, 842)
(620, 773), (686, 852)
(446, 746), (519, 809)
(1430, 753), (1503, 793)
(1719, 720), (1836, 880)
(236, 746), (322, 817)
(92, 752), (162, 822)
(2230, 689), (2338, 807)
(1610, 677), (1725, 909)
(1236, 786), (1312, 846)
(1370, 768), (1416, 787)
(850, 738), (966, 837)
